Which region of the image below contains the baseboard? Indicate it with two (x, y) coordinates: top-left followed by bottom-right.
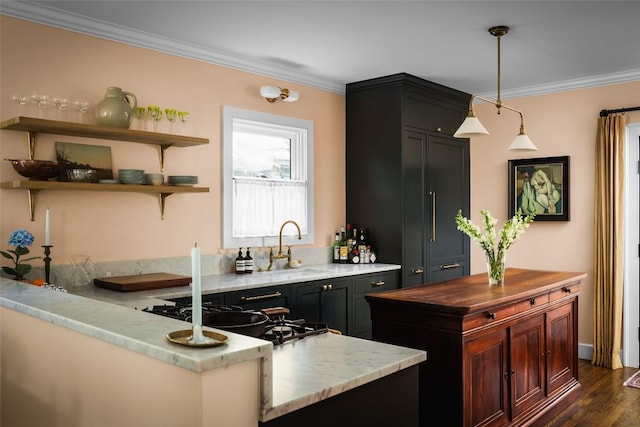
(578, 342), (592, 361)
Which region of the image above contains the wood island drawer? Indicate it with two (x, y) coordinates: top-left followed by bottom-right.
(463, 293), (550, 331)
(550, 282), (580, 302)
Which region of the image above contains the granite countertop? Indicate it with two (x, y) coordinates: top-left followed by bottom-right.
(0, 263), (425, 422)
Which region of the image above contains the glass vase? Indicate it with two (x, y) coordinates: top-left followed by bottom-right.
(486, 252), (506, 285)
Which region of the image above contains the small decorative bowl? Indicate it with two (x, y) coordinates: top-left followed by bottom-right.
(6, 159), (66, 181)
(145, 173), (164, 185)
(67, 168), (98, 183)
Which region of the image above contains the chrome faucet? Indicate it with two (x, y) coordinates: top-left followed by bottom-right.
(268, 220), (302, 271)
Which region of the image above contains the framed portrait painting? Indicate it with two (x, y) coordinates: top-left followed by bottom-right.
(508, 156), (569, 221)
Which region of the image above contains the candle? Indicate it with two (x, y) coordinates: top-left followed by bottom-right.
(191, 244), (203, 339)
(45, 208), (51, 246)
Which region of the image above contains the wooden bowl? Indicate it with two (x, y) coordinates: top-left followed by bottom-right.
(6, 159), (66, 181)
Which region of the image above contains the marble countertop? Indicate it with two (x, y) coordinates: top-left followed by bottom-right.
(1, 263), (425, 422)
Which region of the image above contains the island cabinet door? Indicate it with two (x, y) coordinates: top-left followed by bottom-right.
(546, 301), (577, 395)
(509, 314), (546, 419)
(464, 328), (509, 427)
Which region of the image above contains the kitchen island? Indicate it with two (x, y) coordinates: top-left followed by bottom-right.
(367, 268), (586, 427)
(1, 264), (426, 427)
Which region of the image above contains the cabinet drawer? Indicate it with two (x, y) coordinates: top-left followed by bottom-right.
(463, 293), (550, 331)
(354, 272), (398, 294)
(549, 282), (580, 302)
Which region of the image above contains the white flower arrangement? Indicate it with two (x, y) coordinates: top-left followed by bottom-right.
(455, 209), (535, 283)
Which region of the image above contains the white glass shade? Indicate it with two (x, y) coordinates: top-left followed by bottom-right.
(508, 133), (538, 151)
(283, 90), (299, 102)
(260, 85), (282, 99)
(453, 116), (490, 138)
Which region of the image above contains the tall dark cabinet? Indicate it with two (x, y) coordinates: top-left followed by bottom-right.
(346, 73), (471, 287)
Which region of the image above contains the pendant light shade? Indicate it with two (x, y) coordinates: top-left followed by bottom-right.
(453, 114), (490, 138)
(508, 131), (537, 151)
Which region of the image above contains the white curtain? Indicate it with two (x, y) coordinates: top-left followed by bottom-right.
(233, 178), (307, 237)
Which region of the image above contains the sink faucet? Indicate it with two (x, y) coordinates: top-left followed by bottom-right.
(268, 220), (302, 271)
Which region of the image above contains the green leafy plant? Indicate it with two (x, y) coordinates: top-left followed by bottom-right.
(455, 209), (535, 283)
(1, 229), (40, 279)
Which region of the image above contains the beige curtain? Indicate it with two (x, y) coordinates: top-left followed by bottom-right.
(592, 113), (626, 369)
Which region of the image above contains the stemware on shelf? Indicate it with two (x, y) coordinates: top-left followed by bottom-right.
(52, 97), (69, 120)
(178, 111), (190, 135)
(134, 106), (146, 130)
(73, 100), (89, 123)
(148, 105), (162, 132)
(165, 108), (177, 133)
(11, 95), (29, 116)
(32, 94), (50, 118)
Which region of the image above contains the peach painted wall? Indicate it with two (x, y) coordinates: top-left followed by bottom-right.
(471, 82), (640, 345)
(1, 307), (260, 426)
(0, 16), (345, 263)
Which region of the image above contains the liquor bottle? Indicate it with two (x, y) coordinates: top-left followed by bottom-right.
(244, 247), (254, 274)
(348, 242), (360, 264)
(346, 224), (355, 252)
(333, 232), (341, 263)
(358, 228), (367, 264)
(235, 248), (245, 274)
(339, 227), (348, 264)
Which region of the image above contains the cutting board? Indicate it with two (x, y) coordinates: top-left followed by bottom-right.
(93, 273), (191, 292)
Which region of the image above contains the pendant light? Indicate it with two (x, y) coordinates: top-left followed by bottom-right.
(454, 26), (537, 151)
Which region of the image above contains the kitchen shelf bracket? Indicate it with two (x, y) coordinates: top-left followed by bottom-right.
(159, 193), (172, 220)
(159, 144), (175, 172)
(27, 188), (41, 221)
(27, 131), (37, 159)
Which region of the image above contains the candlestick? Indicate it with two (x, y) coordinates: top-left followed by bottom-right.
(45, 208), (51, 246)
(42, 245), (53, 285)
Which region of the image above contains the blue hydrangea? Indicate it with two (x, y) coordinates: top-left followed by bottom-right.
(8, 229), (35, 248)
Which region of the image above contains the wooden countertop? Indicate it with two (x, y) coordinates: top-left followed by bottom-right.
(366, 268), (587, 315)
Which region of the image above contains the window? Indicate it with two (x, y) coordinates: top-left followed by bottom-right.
(222, 106), (314, 248)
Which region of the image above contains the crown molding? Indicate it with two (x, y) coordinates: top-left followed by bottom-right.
(3, 2), (639, 98)
(478, 69), (640, 101)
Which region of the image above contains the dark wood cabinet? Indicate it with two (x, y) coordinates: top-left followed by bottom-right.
(367, 269), (585, 427)
(346, 73), (470, 288)
(352, 271), (398, 339)
(295, 278), (351, 334)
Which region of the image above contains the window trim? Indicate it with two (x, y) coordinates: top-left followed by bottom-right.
(222, 106), (314, 249)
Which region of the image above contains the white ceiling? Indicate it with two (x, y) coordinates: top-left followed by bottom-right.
(3, 1), (640, 98)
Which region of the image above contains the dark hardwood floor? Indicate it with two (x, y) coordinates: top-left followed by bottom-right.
(546, 359), (640, 426)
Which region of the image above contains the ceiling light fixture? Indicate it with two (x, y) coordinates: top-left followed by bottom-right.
(260, 86), (300, 103)
(454, 26), (537, 151)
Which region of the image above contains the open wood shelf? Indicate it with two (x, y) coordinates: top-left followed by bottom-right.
(0, 116), (208, 148)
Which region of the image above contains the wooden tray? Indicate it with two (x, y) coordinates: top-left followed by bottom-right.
(93, 273), (191, 292)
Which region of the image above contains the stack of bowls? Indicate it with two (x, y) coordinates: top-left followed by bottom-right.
(118, 169), (145, 184)
(145, 173), (164, 186)
(168, 175), (198, 186)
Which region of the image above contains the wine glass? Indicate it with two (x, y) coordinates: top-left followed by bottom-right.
(148, 106), (162, 132)
(73, 100), (89, 123)
(178, 111), (190, 135)
(32, 94), (50, 118)
(10, 95), (29, 116)
(165, 108), (177, 133)
(52, 97), (69, 120)
(134, 107), (146, 130)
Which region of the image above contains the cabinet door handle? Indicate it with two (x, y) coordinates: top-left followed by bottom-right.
(440, 263), (460, 270)
(410, 268), (424, 275)
(240, 291), (282, 302)
(486, 312), (496, 320)
(321, 284), (333, 291)
(530, 298), (536, 306)
(563, 287), (572, 293)
(371, 280), (385, 287)
(429, 191), (436, 242)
